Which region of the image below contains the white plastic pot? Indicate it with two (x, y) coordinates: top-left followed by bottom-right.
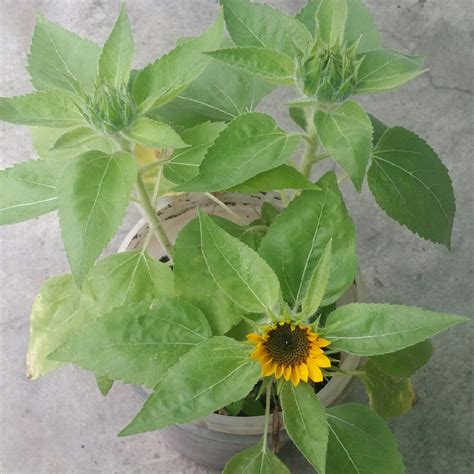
(119, 192), (366, 470)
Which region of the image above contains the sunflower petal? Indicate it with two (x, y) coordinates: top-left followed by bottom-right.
(298, 363), (309, 382)
(308, 364), (323, 383)
(284, 366), (292, 381)
(262, 362), (276, 377)
(312, 354), (331, 368)
(315, 337), (331, 347)
(275, 364), (284, 379)
(290, 367), (300, 386)
(246, 333), (262, 343)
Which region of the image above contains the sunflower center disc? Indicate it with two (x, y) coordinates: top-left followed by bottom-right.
(265, 323), (311, 366)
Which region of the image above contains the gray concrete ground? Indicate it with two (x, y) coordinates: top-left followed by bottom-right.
(0, 0), (473, 473)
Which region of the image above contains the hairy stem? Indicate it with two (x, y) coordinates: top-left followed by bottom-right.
(262, 382), (272, 453)
(135, 175), (174, 258)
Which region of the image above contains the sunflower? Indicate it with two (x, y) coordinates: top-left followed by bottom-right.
(247, 321), (331, 387)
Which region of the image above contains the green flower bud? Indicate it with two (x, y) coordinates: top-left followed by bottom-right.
(84, 84), (135, 133)
(296, 39), (363, 102)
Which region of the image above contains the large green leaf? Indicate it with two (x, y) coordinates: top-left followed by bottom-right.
(97, 5), (135, 88)
(302, 239), (332, 318)
(27, 16), (100, 93)
(368, 113), (387, 146)
(296, 0), (381, 53)
(163, 122), (226, 185)
(326, 404), (404, 474)
(197, 210), (281, 314)
(119, 336), (261, 436)
(280, 382), (328, 473)
(355, 50), (424, 94)
(360, 360), (415, 419)
(132, 12), (224, 112)
(227, 164), (318, 193)
(0, 91), (85, 128)
(324, 303), (466, 356)
(316, 0), (348, 47)
(121, 117), (187, 149)
(223, 439), (290, 474)
(259, 172), (357, 309)
(50, 298), (211, 387)
(174, 215), (257, 335)
(174, 113), (301, 192)
(81, 251), (174, 312)
(58, 151), (137, 285)
(26, 275), (97, 379)
(206, 47), (294, 85)
(371, 340), (433, 377)
(315, 101), (372, 191)
(222, 0), (312, 58)
(368, 126), (455, 247)
(0, 159), (57, 225)
(156, 55), (274, 128)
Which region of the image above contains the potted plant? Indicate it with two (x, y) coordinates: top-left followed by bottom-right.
(0, 0), (466, 472)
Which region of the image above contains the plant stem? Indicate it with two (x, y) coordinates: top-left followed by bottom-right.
(262, 382), (272, 452)
(205, 192), (245, 224)
(135, 174), (174, 258)
(300, 107), (318, 179)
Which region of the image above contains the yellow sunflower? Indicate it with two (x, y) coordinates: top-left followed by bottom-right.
(247, 321), (331, 387)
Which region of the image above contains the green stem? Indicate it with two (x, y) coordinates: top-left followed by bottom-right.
(262, 382), (272, 452)
(135, 174), (174, 258)
(300, 107), (318, 179)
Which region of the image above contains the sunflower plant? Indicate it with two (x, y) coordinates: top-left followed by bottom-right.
(0, 0), (467, 473)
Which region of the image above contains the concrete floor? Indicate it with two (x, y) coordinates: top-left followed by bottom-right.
(0, 0), (472, 473)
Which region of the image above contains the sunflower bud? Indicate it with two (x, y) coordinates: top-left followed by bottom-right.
(296, 39), (363, 102)
(84, 84), (135, 133)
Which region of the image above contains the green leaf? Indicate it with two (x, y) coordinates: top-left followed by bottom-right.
(289, 105), (307, 130)
(360, 360), (415, 419)
(156, 54), (274, 128)
(368, 126), (455, 247)
(344, 0), (381, 53)
(50, 298), (211, 387)
(51, 127), (100, 150)
(174, 113), (301, 193)
(316, 0), (348, 47)
(280, 382), (328, 473)
(355, 50), (424, 94)
(197, 210), (281, 314)
(58, 151), (137, 285)
(82, 251), (174, 312)
(31, 126), (113, 160)
(206, 47), (294, 85)
(326, 403), (404, 474)
(324, 303), (467, 356)
(261, 202), (280, 227)
(122, 117), (187, 149)
(0, 91), (85, 128)
(223, 439), (290, 474)
(27, 16), (100, 93)
(173, 215), (251, 335)
(223, 399), (245, 416)
(315, 101), (372, 191)
(132, 12), (224, 112)
(368, 113), (387, 146)
(98, 5), (134, 88)
(0, 159), (57, 225)
(227, 165), (319, 193)
(222, 0), (312, 58)
(259, 172), (357, 309)
(297, 0), (380, 53)
(119, 336), (261, 436)
(371, 340), (433, 377)
(163, 122), (226, 185)
(302, 239), (332, 318)
(96, 374), (114, 396)
(26, 275), (97, 379)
